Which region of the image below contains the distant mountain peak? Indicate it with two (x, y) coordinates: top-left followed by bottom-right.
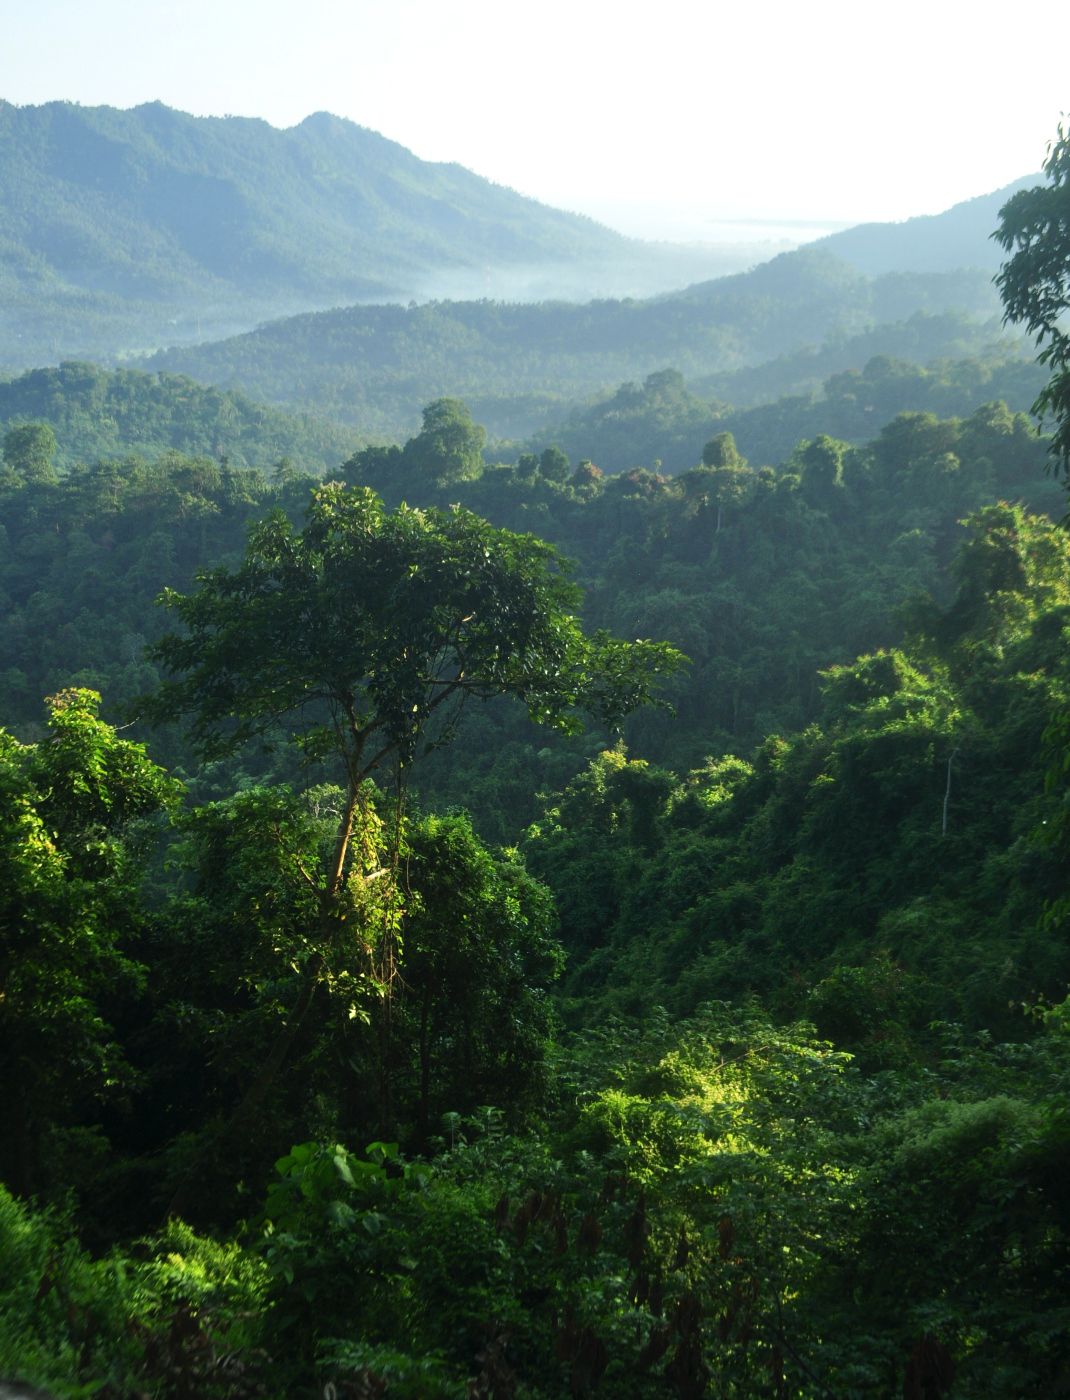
(812, 176), (1042, 276)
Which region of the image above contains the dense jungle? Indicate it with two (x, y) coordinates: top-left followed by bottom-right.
(2, 104), (1070, 1400)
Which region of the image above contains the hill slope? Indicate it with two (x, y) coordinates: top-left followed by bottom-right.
(813, 175), (1038, 275)
(0, 361), (359, 475)
(144, 250), (1004, 439)
(0, 101), (743, 366)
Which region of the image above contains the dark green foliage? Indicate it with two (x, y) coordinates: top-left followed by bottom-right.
(0, 361), (360, 476)
(1, 395), (1058, 843)
(0, 447), (286, 752)
(133, 787), (564, 1219)
(2, 421), (57, 483)
(397, 814), (563, 1137)
(394, 398), (1058, 836)
(147, 482), (682, 764)
(539, 347), (1043, 476)
(996, 119), (1070, 485)
(524, 503), (1070, 1046)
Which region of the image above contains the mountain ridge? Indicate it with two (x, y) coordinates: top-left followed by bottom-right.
(812, 174), (1040, 275)
(0, 100), (762, 367)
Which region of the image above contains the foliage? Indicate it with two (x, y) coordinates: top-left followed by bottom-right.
(0, 689), (180, 1198)
(141, 483), (678, 1211)
(0, 362), (360, 477)
(0, 1184), (270, 1399)
(137, 790), (564, 1218)
(147, 483), (682, 767)
(0, 393), (1059, 843)
(996, 118), (1070, 486)
(0, 99), (663, 370)
(244, 1002), (1070, 1397)
(3, 146), (1070, 1397)
(525, 503), (1070, 1043)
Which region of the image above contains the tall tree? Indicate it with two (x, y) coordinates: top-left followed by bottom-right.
(147, 484), (682, 1146)
(404, 397), (486, 488)
(995, 120), (1070, 487)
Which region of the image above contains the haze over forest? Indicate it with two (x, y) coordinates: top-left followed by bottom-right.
(2, 53), (1070, 1400)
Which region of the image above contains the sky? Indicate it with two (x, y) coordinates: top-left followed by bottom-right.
(3, 0), (1068, 242)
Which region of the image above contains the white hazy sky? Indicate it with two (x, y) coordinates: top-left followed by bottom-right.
(3, 0), (1068, 239)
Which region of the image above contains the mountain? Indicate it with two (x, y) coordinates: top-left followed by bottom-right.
(0, 101), (767, 368)
(812, 176), (1039, 275)
(142, 249), (1005, 441)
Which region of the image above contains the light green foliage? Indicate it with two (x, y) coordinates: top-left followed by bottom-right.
(701, 430), (743, 469)
(0, 690), (180, 1196)
(526, 504), (1070, 1047)
(0, 1184), (270, 1398)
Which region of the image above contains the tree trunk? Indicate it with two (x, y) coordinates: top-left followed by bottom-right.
(327, 779), (362, 896)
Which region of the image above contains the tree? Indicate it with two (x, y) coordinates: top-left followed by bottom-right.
(798, 433), (847, 505)
(538, 445), (570, 483)
(0, 690), (180, 1195)
(404, 398), (486, 488)
(395, 813), (562, 1138)
(147, 484), (682, 1142)
(3, 422), (57, 484)
(995, 120), (1070, 486)
(701, 431), (744, 470)
(150, 484), (679, 870)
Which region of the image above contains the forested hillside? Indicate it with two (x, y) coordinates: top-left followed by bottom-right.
(2, 110), (1070, 1400)
(3, 393), (1069, 1395)
(1, 386), (1061, 826)
(533, 349), (1044, 475)
(143, 250), (1005, 440)
(0, 101), (753, 369)
(0, 361), (359, 475)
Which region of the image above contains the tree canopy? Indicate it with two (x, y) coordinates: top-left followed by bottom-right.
(148, 482), (683, 781)
(995, 120), (1070, 484)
